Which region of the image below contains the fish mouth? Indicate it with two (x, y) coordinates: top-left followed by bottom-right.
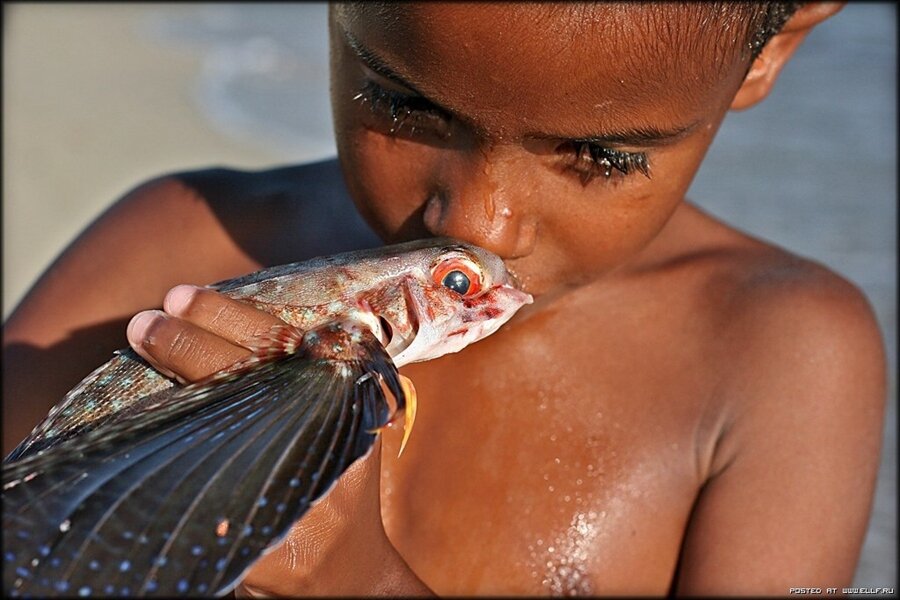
(381, 278), (421, 358)
(499, 282), (534, 306)
(377, 316), (394, 346)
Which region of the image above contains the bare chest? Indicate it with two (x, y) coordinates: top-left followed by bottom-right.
(378, 302), (715, 595)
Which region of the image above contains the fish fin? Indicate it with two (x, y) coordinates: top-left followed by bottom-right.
(365, 373), (416, 457)
(5, 349), (174, 462)
(2, 320), (405, 598)
(397, 375), (417, 458)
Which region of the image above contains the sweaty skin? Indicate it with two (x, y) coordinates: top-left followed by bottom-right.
(2, 2), (884, 596)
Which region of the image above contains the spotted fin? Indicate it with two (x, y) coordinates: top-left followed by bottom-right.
(5, 350), (175, 463)
(2, 321), (405, 597)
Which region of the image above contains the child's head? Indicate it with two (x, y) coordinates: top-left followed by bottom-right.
(327, 2), (842, 295)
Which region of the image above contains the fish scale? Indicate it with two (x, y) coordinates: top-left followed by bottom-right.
(3, 238), (532, 596)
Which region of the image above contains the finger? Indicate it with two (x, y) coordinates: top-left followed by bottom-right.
(127, 309), (252, 383)
(163, 285), (286, 349)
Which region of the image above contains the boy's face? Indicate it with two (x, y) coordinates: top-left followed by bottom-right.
(329, 3), (752, 296)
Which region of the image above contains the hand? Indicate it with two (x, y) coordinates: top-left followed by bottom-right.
(127, 285), (424, 595)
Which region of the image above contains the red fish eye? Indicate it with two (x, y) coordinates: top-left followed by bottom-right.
(432, 259), (483, 297)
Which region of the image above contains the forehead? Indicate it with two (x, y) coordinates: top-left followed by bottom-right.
(336, 2), (747, 140)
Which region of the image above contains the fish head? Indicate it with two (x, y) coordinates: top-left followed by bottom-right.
(364, 239), (533, 367)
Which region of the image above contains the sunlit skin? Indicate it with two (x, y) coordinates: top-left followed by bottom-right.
(2, 2), (885, 596)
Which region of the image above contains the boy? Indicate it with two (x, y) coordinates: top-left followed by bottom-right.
(2, 2), (885, 595)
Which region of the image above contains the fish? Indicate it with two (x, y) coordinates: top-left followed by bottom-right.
(2, 237), (532, 597)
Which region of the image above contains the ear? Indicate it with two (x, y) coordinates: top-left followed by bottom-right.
(730, 2), (845, 111)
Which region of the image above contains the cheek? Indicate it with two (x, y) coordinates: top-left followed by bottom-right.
(334, 111), (448, 243)
(330, 56), (438, 242)
(531, 146), (703, 286)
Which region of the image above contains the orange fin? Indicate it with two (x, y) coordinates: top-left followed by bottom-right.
(365, 374), (417, 457)
(397, 374), (417, 458)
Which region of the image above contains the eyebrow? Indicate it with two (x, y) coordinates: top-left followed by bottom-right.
(343, 29), (431, 98)
(343, 27), (699, 148)
(564, 122), (700, 148)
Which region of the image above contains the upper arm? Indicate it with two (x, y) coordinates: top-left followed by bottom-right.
(676, 270), (887, 594)
(2, 174), (262, 454)
(5, 175), (263, 346)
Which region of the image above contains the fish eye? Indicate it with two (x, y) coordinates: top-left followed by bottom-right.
(432, 258), (483, 297)
(442, 270), (470, 295)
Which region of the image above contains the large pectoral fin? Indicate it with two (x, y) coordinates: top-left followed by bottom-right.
(2, 320), (407, 597)
(5, 349), (175, 462)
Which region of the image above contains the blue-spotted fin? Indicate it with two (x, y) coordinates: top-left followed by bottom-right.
(2, 237), (532, 597)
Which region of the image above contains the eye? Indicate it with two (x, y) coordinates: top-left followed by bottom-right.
(442, 270), (471, 295)
(557, 141), (650, 186)
(354, 79), (452, 140)
(432, 258), (484, 297)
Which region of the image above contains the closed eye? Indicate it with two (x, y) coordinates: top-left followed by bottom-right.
(557, 140), (650, 186)
(354, 78), (453, 140)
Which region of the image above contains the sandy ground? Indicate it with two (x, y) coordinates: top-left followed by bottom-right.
(3, 4), (282, 315)
(3, 3), (896, 591)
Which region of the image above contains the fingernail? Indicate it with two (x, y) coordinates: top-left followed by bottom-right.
(127, 310), (164, 344)
(164, 285), (199, 315)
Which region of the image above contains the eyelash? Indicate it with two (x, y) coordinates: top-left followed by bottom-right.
(354, 79), (651, 185)
(561, 142), (650, 185)
(353, 80), (451, 137)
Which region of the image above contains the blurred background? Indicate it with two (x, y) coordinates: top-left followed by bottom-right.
(3, 3), (896, 588)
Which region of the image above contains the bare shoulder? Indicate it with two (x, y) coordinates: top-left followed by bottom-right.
(715, 244), (881, 349)
(684, 210), (887, 475)
(5, 159), (377, 345)
(166, 159), (380, 265)
(670, 207), (886, 591)
(711, 239), (884, 386)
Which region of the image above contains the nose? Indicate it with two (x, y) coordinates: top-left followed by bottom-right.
(422, 146), (538, 259)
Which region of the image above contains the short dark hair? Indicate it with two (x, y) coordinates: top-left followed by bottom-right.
(746, 1), (803, 58)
